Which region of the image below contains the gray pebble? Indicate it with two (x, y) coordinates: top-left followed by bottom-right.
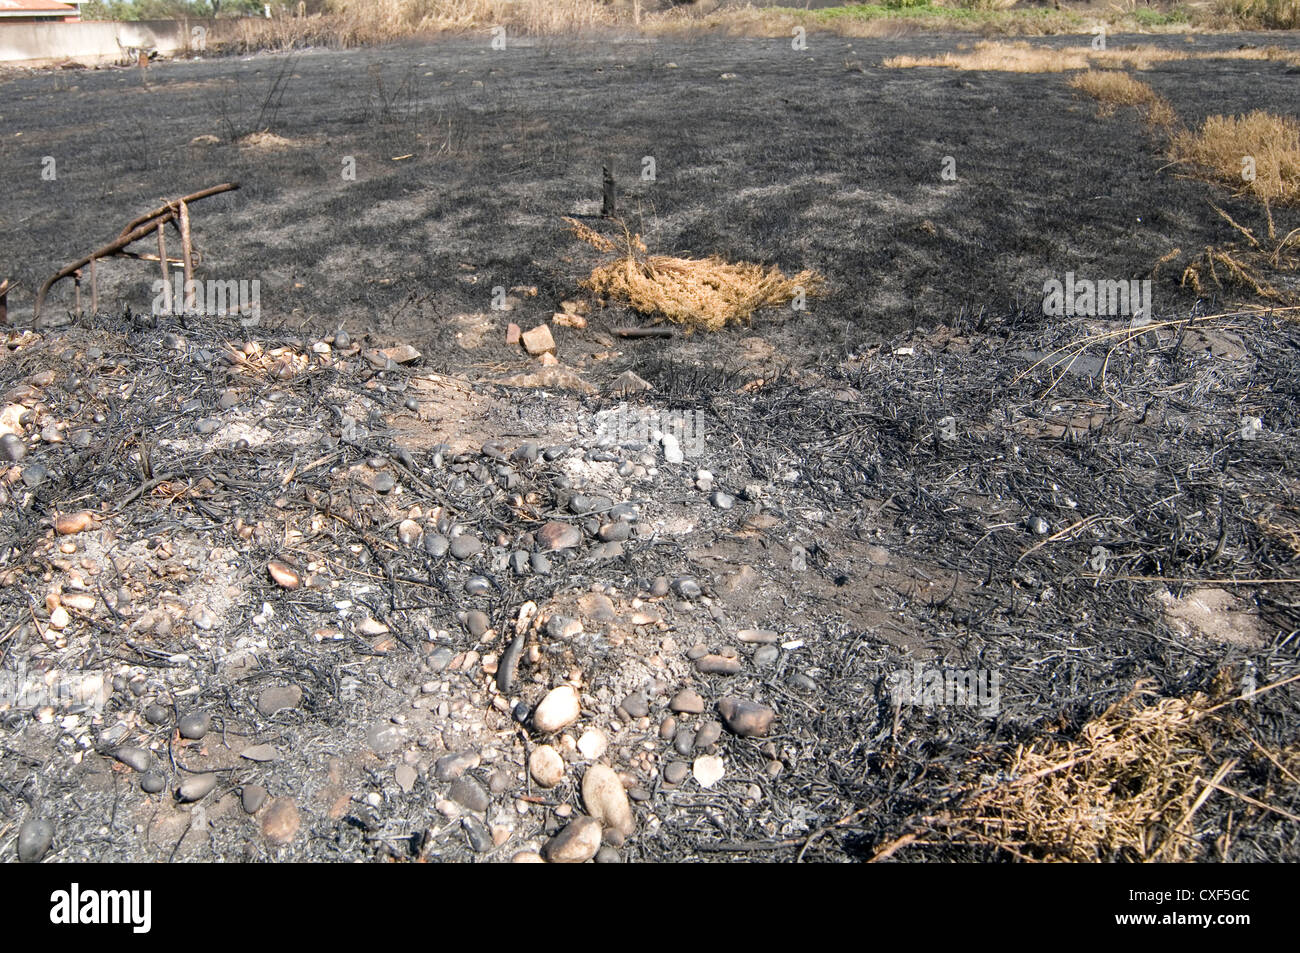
(424, 533), (450, 557)
(598, 521), (630, 542)
(674, 727), (695, 756)
(464, 575), (492, 596)
(140, 772), (166, 794)
(465, 610), (490, 638)
(512, 442), (539, 463)
(0, 434), (27, 462)
(620, 693), (649, 718)
(449, 776), (491, 813)
(673, 577), (701, 599)
(695, 721), (723, 749)
(530, 552), (552, 575)
(176, 773), (217, 802)
(20, 464), (47, 488)
(650, 576), (670, 598)
(710, 491), (735, 510)
(195, 418), (221, 435)
(462, 816), (493, 852)
(112, 746), (151, 772)
(17, 818), (54, 863)
(257, 685), (302, 717)
(450, 535), (483, 559)
(242, 783), (268, 814)
(178, 712), (209, 740)
(754, 645), (780, 667)
(595, 845), (621, 863)
(664, 762), (689, 785)
(144, 703), (170, 725)
(371, 471), (396, 493)
(510, 550), (530, 575)
(434, 750), (480, 782)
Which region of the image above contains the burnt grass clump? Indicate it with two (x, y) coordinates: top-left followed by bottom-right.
(1, 31), (1299, 863)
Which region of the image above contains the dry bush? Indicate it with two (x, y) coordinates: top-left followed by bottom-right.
(1171, 111), (1300, 207)
(884, 40), (1093, 71)
(885, 40), (1300, 73)
(1068, 70), (1177, 129)
(565, 218), (823, 332)
(931, 682), (1244, 862)
(1179, 204), (1300, 304)
(1213, 0), (1300, 28)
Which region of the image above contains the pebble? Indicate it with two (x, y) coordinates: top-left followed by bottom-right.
(598, 521), (630, 542)
(650, 576), (670, 597)
(48, 606), (70, 630)
(0, 433), (26, 462)
(577, 728), (608, 760)
(462, 816), (493, 852)
(141, 772), (166, 794)
(366, 722), (403, 755)
(178, 712), (210, 740)
(176, 773), (217, 802)
(17, 818), (54, 862)
(533, 685), (581, 733)
(542, 816), (603, 863)
(464, 575), (491, 595)
(145, 703), (170, 725)
(664, 761), (689, 785)
(537, 521), (581, 551)
(737, 628), (779, 644)
(242, 784), (268, 813)
(1029, 515), (1050, 535)
(659, 716), (677, 740)
(267, 559), (300, 589)
(710, 491), (735, 510)
(674, 726), (696, 756)
(529, 745), (565, 788)
(669, 689), (705, 714)
(257, 685), (302, 717)
(240, 743), (278, 762)
(449, 777), (491, 813)
(112, 746), (151, 772)
(465, 610), (490, 638)
(696, 654), (742, 675)
(371, 471), (396, 493)
(718, 697), (776, 737)
(754, 645), (780, 667)
(545, 615), (582, 640)
(695, 721), (723, 750)
(788, 672), (819, 692)
(530, 552), (552, 574)
(434, 750), (481, 781)
(512, 851), (545, 863)
(395, 764), (417, 793)
(398, 519), (423, 547)
(424, 533), (450, 557)
(673, 577), (701, 599)
(620, 693), (649, 718)
(54, 511), (95, 536)
(261, 798), (300, 845)
(693, 754), (725, 788)
(450, 535), (483, 559)
(661, 433), (684, 464)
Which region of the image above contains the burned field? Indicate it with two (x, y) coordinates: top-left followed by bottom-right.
(1, 32), (1299, 863)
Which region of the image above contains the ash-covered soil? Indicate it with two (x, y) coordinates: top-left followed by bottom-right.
(1, 32), (1298, 863)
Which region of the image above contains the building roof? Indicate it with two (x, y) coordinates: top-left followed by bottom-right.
(0, 0), (79, 16)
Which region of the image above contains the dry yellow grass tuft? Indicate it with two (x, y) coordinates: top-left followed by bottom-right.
(565, 218), (823, 332)
(930, 682), (1234, 862)
(1170, 110), (1300, 207)
(884, 40), (1092, 72)
(1068, 70), (1177, 129)
(884, 40), (1300, 73)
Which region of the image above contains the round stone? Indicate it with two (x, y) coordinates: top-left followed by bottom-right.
(178, 712), (209, 740)
(533, 685), (581, 733)
(450, 535), (483, 559)
(17, 818), (54, 863)
(529, 745), (565, 788)
(140, 772), (166, 794)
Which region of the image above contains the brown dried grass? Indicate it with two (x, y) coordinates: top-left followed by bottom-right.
(1068, 70), (1177, 129)
(940, 682), (1229, 862)
(884, 40), (1300, 73)
(1171, 110), (1300, 208)
(565, 218), (823, 333)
